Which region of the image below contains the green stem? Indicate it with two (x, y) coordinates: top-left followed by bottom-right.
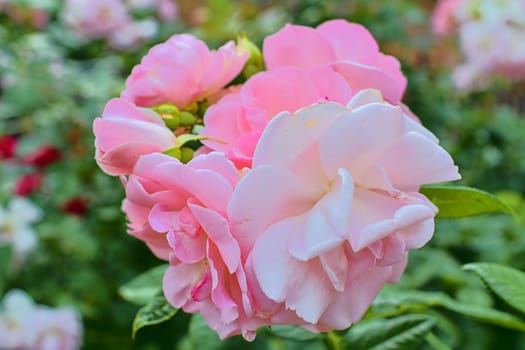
(325, 331), (342, 350)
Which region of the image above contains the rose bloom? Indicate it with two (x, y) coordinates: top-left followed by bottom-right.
(93, 98), (177, 176)
(121, 34), (249, 108)
(122, 152), (266, 339)
(22, 145), (61, 168)
(14, 172), (43, 196)
(228, 90), (460, 331)
(263, 19), (407, 105)
(0, 289), (82, 350)
(200, 66), (353, 168)
(0, 134), (17, 159)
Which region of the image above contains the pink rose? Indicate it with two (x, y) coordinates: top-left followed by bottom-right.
(121, 34), (249, 108)
(200, 66), (352, 168)
(122, 152), (264, 339)
(93, 98), (177, 176)
(228, 89), (460, 330)
(263, 20), (407, 104)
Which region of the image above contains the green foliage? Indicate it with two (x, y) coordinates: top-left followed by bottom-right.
(420, 185), (515, 218)
(132, 293), (178, 339)
(342, 314), (436, 350)
(464, 263), (525, 315)
(120, 265), (168, 306)
(371, 288), (525, 332)
(269, 325), (323, 342)
(178, 314), (223, 350)
(0, 246), (12, 295)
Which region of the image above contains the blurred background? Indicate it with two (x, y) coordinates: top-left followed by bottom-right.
(0, 0), (524, 349)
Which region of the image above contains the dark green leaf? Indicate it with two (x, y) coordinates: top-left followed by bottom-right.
(342, 314), (436, 350)
(371, 289), (525, 331)
(132, 293), (178, 338)
(0, 246), (12, 294)
(269, 325), (322, 342)
(119, 264), (167, 305)
(463, 262), (525, 315)
(185, 314), (222, 350)
(420, 185), (515, 218)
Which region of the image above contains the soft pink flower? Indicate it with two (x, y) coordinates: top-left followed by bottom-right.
(121, 34), (249, 108)
(0, 290), (82, 350)
(228, 90), (460, 330)
(263, 20), (407, 104)
(200, 66), (353, 168)
(431, 0), (462, 35)
(158, 0), (179, 22)
(454, 20), (525, 91)
(62, 0), (131, 40)
(109, 18), (158, 50)
(93, 98), (177, 176)
(122, 152), (265, 339)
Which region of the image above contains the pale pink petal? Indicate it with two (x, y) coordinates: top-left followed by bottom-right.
(263, 24), (336, 70)
(207, 244), (239, 323)
(228, 165), (319, 256)
(167, 229), (207, 264)
(250, 217), (334, 323)
(288, 168), (353, 260)
(189, 202), (241, 273)
(188, 152), (241, 189)
(96, 143), (162, 176)
(375, 132), (461, 191)
(241, 67), (321, 119)
(319, 102), (405, 179)
(319, 245), (348, 292)
(317, 264), (393, 329)
(332, 62), (406, 104)
(163, 262), (207, 308)
(308, 66), (353, 103)
(348, 189), (437, 251)
(317, 20), (378, 63)
(253, 102), (348, 178)
(151, 162), (233, 214)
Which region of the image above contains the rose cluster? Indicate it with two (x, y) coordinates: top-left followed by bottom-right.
(432, 0), (525, 91)
(93, 20), (460, 340)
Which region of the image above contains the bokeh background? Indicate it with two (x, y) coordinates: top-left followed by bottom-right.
(1, 0), (524, 349)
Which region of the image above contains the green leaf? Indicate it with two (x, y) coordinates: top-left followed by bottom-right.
(425, 333), (453, 350)
(420, 185), (515, 218)
(370, 289), (525, 331)
(0, 246), (12, 294)
(269, 325), (323, 342)
(185, 314), (222, 350)
(119, 264), (167, 305)
(132, 293), (178, 338)
(342, 314), (435, 350)
(463, 262), (525, 315)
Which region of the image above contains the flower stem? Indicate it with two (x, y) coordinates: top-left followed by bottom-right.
(325, 331), (342, 350)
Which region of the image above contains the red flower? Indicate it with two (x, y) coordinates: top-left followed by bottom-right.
(23, 145), (61, 168)
(14, 173), (43, 196)
(62, 197), (88, 217)
(0, 135), (17, 159)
